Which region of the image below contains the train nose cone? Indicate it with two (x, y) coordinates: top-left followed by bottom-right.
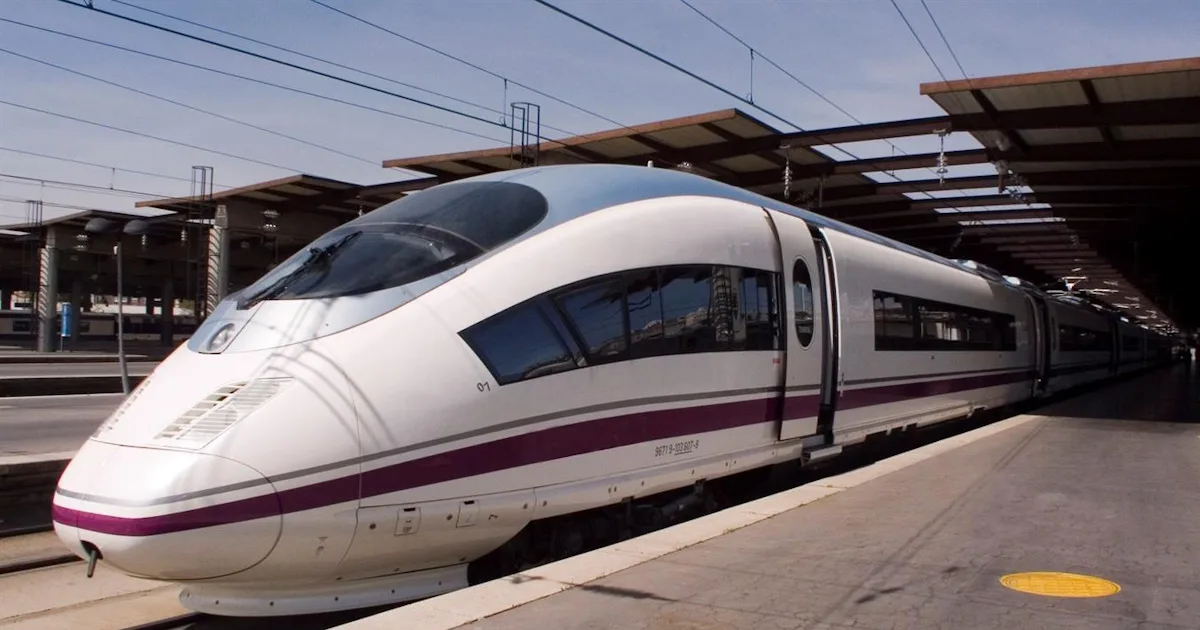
(52, 440), (282, 581)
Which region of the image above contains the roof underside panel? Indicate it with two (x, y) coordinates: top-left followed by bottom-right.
(916, 57), (1200, 332)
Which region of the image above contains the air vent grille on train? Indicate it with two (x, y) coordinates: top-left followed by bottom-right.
(92, 373), (154, 437)
(153, 377), (293, 449)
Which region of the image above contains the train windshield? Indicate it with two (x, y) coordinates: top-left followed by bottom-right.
(236, 180), (549, 308)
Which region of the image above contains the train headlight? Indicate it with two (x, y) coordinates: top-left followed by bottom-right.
(200, 322), (239, 354)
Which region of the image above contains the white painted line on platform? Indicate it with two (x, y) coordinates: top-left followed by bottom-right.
(334, 411), (1050, 630)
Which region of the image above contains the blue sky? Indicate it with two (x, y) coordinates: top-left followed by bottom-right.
(0, 0), (1197, 224)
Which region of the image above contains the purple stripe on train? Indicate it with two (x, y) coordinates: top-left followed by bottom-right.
(53, 365), (1093, 537)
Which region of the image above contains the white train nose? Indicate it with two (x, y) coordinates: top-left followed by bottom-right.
(52, 440), (282, 581)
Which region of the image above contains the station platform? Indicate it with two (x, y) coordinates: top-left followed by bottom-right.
(0, 393), (119, 457)
(0, 342), (172, 364)
(345, 363), (1199, 630)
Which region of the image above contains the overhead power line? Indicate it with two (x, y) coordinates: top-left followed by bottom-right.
(919, 0), (971, 81)
(109, 0), (581, 137)
(676, 0), (970, 196)
(533, 0), (1032, 246)
(0, 17), (509, 148)
(0, 194), (139, 215)
(676, 0), (861, 125)
(0, 99), (305, 173)
(0, 172), (170, 199)
(0, 46), (378, 167)
(531, 0), (811, 135)
(889, 0), (953, 85)
(53, 0), (509, 131)
(30, 6), (628, 164)
(305, 0), (633, 132)
(0, 146), (233, 189)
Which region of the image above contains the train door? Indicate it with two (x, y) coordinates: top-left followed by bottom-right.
(1029, 294), (1051, 394)
(761, 209), (837, 442)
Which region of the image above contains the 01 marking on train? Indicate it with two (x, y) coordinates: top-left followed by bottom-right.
(654, 439), (700, 458)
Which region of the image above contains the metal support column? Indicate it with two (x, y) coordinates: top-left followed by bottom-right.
(36, 226), (59, 353)
(205, 204), (230, 313)
(160, 276), (174, 347)
(69, 279), (83, 345)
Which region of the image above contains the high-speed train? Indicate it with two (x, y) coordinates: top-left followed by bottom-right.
(51, 164), (1176, 616)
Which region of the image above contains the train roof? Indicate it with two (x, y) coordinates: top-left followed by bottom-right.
(439, 164), (1020, 287)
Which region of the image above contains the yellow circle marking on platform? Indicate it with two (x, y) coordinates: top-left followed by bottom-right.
(1000, 572), (1121, 598)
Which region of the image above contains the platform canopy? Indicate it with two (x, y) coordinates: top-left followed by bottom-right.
(136, 173), (436, 221)
(382, 57), (1200, 333)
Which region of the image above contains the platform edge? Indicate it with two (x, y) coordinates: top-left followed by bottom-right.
(332, 412), (1046, 630)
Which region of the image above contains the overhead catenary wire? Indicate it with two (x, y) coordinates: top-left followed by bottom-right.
(29, 6), (660, 166)
(120, 0), (683, 167)
(531, 0), (812, 135)
(0, 46), (379, 167)
(676, 0), (972, 197)
(532, 2), (974, 195)
(0, 146), (234, 189)
(0, 99), (307, 173)
(0, 17), (509, 149)
(918, 0), (971, 83)
(0, 172), (172, 199)
(108, 0), (582, 137)
(306, 0), (636, 133)
(535, 0), (1055, 271)
(886, 0), (1065, 268)
(53, 0), (513, 133)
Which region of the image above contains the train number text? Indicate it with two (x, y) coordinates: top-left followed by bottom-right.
(654, 439), (699, 458)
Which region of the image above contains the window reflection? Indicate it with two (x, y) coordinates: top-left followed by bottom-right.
(739, 268), (780, 351)
(555, 279), (627, 363)
(462, 263), (785, 386)
(461, 303), (576, 385)
(626, 269), (664, 358)
(660, 266), (718, 354)
(874, 290), (1017, 351)
(792, 259), (815, 347)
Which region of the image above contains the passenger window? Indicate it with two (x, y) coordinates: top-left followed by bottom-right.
(554, 278), (627, 364)
(738, 268), (780, 351)
(792, 259), (815, 347)
(660, 266), (720, 354)
(460, 303), (577, 385)
(625, 269), (664, 359)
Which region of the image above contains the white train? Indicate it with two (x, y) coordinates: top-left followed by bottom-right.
(51, 164), (1176, 616)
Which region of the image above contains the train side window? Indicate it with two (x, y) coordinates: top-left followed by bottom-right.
(738, 267), (780, 351)
(658, 265), (723, 354)
(553, 277), (628, 364)
(792, 259), (814, 347)
(874, 290), (1015, 351)
(1058, 323), (1108, 352)
(460, 302), (578, 385)
(625, 268), (665, 359)
(873, 292), (914, 350)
